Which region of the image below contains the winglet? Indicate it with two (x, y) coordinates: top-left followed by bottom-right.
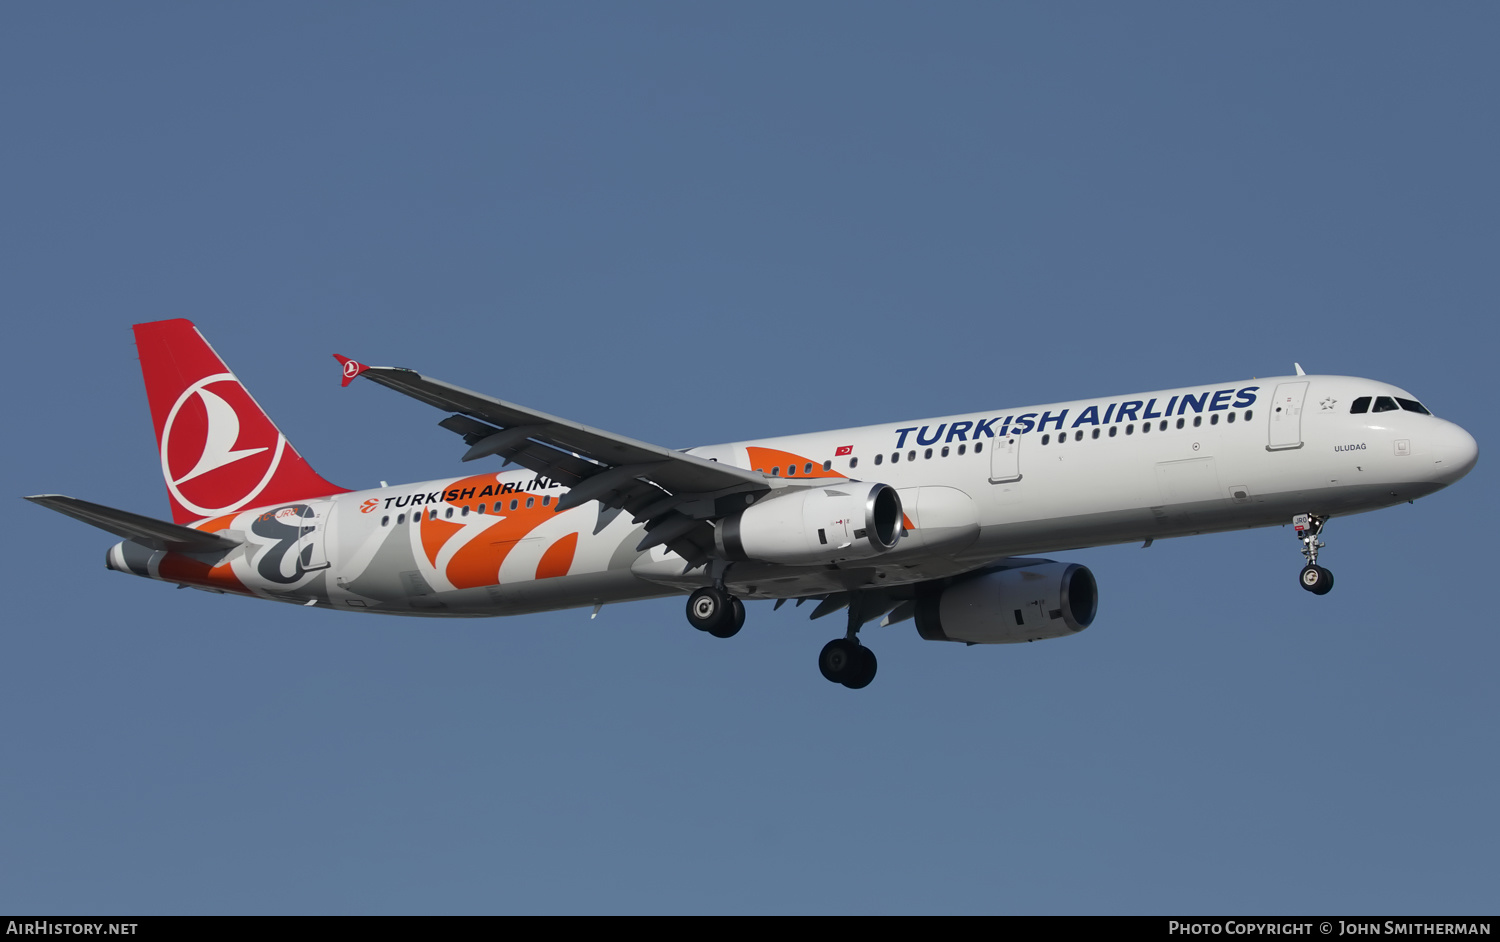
(334, 354), (370, 387)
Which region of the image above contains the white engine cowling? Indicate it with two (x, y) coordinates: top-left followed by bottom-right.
(716, 482), (903, 565)
(915, 562), (1098, 644)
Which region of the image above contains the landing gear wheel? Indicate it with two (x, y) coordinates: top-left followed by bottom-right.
(687, 587), (742, 637)
(842, 645), (878, 690)
(1299, 565), (1334, 595)
(819, 639), (877, 688)
(1292, 514), (1334, 595)
(818, 638), (858, 683)
(711, 596), (746, 639)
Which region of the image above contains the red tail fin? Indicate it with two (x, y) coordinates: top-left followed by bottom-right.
(133, 319), (348, 523)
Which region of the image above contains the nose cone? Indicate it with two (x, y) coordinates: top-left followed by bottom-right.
(1431, 420), (1479, 485)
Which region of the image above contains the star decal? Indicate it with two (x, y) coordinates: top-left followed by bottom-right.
(1320, 397), (1338, 411)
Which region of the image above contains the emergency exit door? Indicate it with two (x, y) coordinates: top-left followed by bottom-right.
(988, 434), (1021, 483)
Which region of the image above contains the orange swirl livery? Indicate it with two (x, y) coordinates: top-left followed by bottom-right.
(27, 321), (1478, 689)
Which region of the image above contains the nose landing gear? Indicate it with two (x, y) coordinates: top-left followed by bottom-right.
(1294, 513), (1334, 595)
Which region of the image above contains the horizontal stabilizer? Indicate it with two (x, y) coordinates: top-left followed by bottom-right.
(24, 495), (242, 553)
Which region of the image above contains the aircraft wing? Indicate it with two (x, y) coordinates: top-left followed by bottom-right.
(338, 358), (775, 567)
(25, 494), (242, 554)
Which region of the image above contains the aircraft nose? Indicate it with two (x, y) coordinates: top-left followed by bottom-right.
(1430, 420), (1479, 484)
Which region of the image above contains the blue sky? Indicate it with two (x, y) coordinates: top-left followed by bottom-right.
(3, 3), (1496, 914)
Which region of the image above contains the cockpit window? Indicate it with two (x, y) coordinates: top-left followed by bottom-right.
(1372, 396), (1399, 413)
(1397, 398), (1431, 415)
(1350, 397), (1370, 414)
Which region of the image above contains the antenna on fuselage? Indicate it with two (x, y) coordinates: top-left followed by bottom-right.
(1294, 363), (1306, 376)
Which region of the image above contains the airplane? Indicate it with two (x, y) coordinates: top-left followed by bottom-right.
(27, 319), (1479, 689)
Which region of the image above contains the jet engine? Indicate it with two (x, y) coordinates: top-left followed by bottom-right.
(915, 561), (1098, 644)
(716, 482), (903, 565)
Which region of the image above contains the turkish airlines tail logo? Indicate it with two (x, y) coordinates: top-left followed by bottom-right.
(134, 320), (348, 524)
(169, 380), (269, 486)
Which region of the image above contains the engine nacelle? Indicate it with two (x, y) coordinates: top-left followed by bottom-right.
(915, 562), (1098, 644)
(716, 482), (903, 565)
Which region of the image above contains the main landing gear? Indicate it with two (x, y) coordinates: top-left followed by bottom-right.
(686, 586), (745, 638)
(1293, 513), (1334, 595)
(818, 598), (878, 690)
(684, 584), (880, 689)
(819, 638), (877, 689)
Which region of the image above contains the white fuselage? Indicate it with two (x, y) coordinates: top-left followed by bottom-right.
(112, 374), (1478, 617)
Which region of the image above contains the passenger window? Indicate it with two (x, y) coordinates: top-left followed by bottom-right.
(924, 448), (933, 459)
(397, 514), (405, 524)
(974, 442), (983, 453)
(526, 497), (534, 508)
(1176, 418), (1184, 429)
(823, 460), (832, 471)
(381, 515), (389, 526)
(478, 504), (486, 514)
(1244, 410), (1253, 422)
(1350, 397), (1371, 414)
(891, 453), (900, 463)
(1109, 427), (1118, 438)
(445, 507), (454, 518)
(874, 454), (883, 465)
(542, 496), (550, 506)
(804, 463), (813, 474)
(786, 465), (795, 476)
(1227, 413), (1235, 424)
(1041, 434), (1050, 445)
(1141, 423), (1150, 434)
(1373, 396), (1398, 413)
(941, 446), (949, 457)
(1091, 429), (1100, 439)
(772, 467), (780, 476)
(1193, 416), (1202, 428)
(462, 506), (470, 516)
(1159, 421), (1167, 431)
(849, 457), (858, 469)
(509, 499), (519, 510)
(1126, 424), (1134, 435)
(958, 444), (966, 455)
(1397, 398), (1430, 415)
(908, 451), (916, 462)
(1211, 414), (1219, 425)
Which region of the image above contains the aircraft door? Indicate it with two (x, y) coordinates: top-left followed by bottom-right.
(296, 499), (334, 571)
(988, 434), (1022, 484)
(1155, 457), (1222, 524)
(1268, 382), (1309, 450)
